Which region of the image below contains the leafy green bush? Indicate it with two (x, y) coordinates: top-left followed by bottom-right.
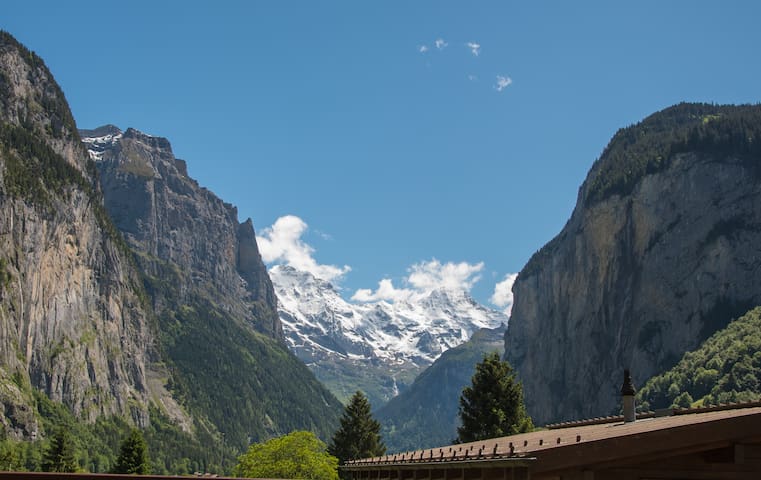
(235, 431), (338, 480)
(637, 306), (761, 410)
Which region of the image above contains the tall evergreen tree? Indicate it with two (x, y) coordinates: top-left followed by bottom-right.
(41, 427), (78, 473)
(113, 429), (150, 474)
(457, 352), (533, 443)
(328, 391), (385, 463)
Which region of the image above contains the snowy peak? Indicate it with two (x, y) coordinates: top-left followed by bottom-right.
(80, 125), (123, 161)
(271, 264), (508, 405)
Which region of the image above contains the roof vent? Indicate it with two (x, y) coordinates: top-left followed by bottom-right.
(621, 369), (636, 422)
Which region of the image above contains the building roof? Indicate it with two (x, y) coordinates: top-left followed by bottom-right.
(344, 401), (761, 475)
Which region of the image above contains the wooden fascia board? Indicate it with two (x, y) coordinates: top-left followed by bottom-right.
(533, 414), (761, 475)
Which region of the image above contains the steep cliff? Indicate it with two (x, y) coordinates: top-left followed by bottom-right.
(506, 103), (761, 425)
(81, 126), (279, 339)
(0, 31), (341, 472)
(82, 126), (342, 450)
(0, 31), (167, 438)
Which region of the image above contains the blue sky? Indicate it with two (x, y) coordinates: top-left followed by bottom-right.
(4, 2), (761, 309)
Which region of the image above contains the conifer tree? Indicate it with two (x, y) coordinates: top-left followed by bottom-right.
(113, 428), (150, 475)
(328, 391), (385, 463)
(457, 352), (533, 443)
(41, 427), (78, 473)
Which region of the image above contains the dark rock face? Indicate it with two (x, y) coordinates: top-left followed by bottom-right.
(0, 32), (166, 438)
(84, 127), (280, 339)
(505, 104), (761, 426)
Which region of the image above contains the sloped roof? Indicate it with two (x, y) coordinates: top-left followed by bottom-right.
(344, 402), (761, 474)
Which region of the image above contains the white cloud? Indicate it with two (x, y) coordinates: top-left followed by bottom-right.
(257, 215), (350, 282)
(435, 38), (448, 50)
(466, 42), (481, 56)
(491, 273), (518, 315)
(468, 74), (477, 81)
(408, 259), (484, 291)
(351, 279), (414, 303)
(352, 259), (484, 303)
(495, 75), (513, 92)
(418, 45), (429, 53)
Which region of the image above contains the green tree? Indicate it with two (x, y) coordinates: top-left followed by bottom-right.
(457, 352), (533, 443)
(41, 427), (78, 472)
(234, 431), (338, 480)
(0, 439), (24, 471)
(328, 391), (385, 463)
(113, 429), (150, 474)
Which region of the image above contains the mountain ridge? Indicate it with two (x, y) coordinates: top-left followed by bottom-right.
(271, 264), (508, 406)
(81, 124), (342, 451)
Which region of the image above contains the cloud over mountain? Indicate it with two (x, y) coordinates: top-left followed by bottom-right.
(256, 215), (350, 282)
(259, 215), (514, 310)
(491, 272), (518, 315)
(352, 259), (484, 302)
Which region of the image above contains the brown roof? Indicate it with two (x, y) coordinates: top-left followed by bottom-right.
(344, 402), (761, 474)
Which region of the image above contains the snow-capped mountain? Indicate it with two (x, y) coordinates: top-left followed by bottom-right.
(270, 264), (508, 407)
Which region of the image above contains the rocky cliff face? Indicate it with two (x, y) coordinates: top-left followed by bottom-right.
(82, 126), (342, 449)
(81, 126), (280, 339)
(0, 32), (169, 438)
(505, 103), (761, 425)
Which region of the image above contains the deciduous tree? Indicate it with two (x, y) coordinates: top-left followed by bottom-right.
(235, 431), (338, 480)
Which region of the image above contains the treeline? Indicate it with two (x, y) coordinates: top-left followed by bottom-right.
(637, 306), (761, 411)
(585, 103), (761, 205)
(0, 389), (229, 474)
(0, 30), (79, 140)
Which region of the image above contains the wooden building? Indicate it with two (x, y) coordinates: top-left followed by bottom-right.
(342, 402), (761, 480)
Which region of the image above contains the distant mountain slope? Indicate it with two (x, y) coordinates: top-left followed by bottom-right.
(376, 325), (506, 453)
(82, 127), (343, 452)
(271, 265), (508, 406)
(637, 306), (761, 410)
(506, 103), (761, 425)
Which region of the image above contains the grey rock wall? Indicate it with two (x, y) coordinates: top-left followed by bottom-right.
(0, 33), (168, 438)
(506, 149), (761, 425)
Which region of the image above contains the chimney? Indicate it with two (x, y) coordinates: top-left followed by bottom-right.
(621, 369), (636, 422)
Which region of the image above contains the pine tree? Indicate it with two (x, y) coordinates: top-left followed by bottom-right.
(328, 391), (386, 463)
(41, 427), (78, 473)
(112, 428), (150, 474)
(457, 352), (533, 443)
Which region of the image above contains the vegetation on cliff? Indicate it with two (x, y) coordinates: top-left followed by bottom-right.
(637, 306), (761, 411)
(585, 102), (761, 206)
